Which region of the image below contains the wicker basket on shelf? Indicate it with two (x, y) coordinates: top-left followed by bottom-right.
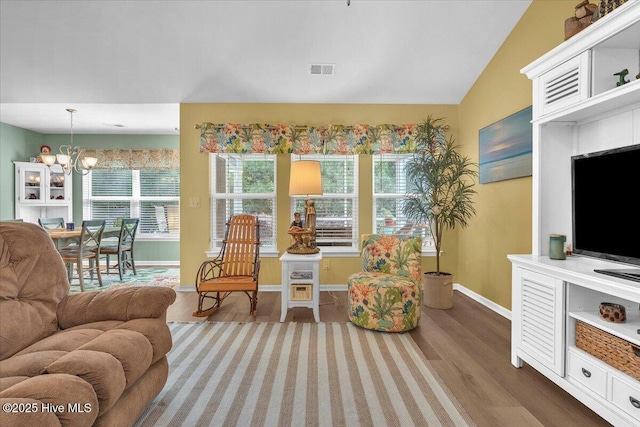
(575, 321), (640, 381)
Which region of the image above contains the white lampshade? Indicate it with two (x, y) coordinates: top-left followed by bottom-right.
(41, 154), (56, 166)
(82, 156), (98, 169)
(289, 160), (323, 196)
(56, 154), (71, 165)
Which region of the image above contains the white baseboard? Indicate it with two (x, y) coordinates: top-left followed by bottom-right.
(177, 283), (348, 293)
(453, 283), (511, 320)
(176, 281), (511, 322)
(258, 284), (347, 292)
(136, 261), (180, 267)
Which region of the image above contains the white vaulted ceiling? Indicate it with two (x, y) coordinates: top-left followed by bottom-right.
(0, 0), (532, 135)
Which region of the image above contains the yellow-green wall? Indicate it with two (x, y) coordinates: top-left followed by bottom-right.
(180, 104), (458, 286)
(456, 0), (575, 309)
(179, 0), (577, 310)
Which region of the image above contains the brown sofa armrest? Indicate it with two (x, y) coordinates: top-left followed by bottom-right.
(57, 287), (176, 330)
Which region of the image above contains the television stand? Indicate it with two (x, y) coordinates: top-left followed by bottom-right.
(509, 254), (640, 426)
(594, 268), (640, 283)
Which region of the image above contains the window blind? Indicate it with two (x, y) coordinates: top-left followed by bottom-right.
(209, 154), (277, 250)
(373, 154), (432, 247)
(291, 155), (358, 249)
(83, 169), (180, 236)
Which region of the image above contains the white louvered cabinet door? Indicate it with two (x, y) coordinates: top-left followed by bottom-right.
(535, 51), (590, 119)
(518, 268), (566, 376)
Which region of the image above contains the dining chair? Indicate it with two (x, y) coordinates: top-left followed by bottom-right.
(58, 220), (105, 292)
(38, 217), (65, 229)
(100, 218), (139, 281)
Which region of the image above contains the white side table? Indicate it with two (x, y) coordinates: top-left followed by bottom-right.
(279, 251), (322, 322)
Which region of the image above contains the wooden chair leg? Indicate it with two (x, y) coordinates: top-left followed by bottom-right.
(77, 261), (84, 292)
(96, 256), (103, 286)
(88, 259), (94, 281)
(119, 251), (136, 277)
(117, 250), (124, 281)
(251, 290), (258, 316)
(130, 250), (137, 275)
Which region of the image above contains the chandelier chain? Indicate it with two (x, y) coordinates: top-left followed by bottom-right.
(68, 108), (74, 148)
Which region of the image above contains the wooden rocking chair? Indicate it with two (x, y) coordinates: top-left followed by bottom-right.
(193, 214), (261, 317)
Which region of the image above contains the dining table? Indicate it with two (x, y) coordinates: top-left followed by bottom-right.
(46, 227), (121, 283)
(47, 227), (120, 249)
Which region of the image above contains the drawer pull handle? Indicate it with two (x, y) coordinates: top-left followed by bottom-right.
(631, 396), (640, 409)
(581, 368), (591, 378)
(632, 345), (640, 358)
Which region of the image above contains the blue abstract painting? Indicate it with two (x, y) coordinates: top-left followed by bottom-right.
(479, 106), (532, 184)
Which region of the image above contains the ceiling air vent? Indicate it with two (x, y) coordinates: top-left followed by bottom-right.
(309, 63), (334, 76)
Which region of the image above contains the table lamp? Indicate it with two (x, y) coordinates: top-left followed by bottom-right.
(288, 160), (323, 254)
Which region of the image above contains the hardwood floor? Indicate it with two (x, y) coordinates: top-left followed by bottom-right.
(167, 289), (610, 427)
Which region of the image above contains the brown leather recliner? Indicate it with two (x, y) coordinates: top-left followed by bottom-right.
(0, 222), (176, 427)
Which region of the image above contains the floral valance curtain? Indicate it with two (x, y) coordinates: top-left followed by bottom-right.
(196, 123), (419, 155)
(84, 149), (180, 169)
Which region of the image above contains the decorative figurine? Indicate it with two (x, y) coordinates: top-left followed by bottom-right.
(614, 68), (630, 86)
(286, 208), (319, 254)
(290, 212), (303, 228)
(565, 1), (597, 40)
(288, 212), (305, 249)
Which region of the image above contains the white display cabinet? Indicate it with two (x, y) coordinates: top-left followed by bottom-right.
(14, 162), (73, 224)
(510, 3), (640, 425)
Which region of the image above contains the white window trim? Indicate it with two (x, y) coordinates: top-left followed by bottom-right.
(209, 153), (278, 254)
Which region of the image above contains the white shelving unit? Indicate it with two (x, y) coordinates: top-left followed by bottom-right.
(510, 2), (640, 425)
(569, 310), (640, 346)
(14, 161), (73, 224)
(279, 251), (322, 322)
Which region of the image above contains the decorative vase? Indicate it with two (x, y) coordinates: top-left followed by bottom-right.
(549, 234), (567, 260)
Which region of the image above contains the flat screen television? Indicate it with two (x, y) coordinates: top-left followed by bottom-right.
(571, 144), (640, 282)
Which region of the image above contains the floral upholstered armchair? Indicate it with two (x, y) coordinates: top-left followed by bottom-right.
(347, 234), (422, 332)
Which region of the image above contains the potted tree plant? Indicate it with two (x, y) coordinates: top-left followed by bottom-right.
(403, 115), (477, 309)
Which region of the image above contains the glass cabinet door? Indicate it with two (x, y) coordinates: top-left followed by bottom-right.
(48, 167), (69, 203)
(18, 166), (45, 203)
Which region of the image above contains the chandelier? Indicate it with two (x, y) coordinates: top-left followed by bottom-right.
(41, 108), (98, 175)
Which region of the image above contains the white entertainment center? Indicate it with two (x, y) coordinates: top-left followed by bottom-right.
(509, 2), (640, 426)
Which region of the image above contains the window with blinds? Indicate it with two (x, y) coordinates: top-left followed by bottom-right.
(373, 154), (433, 248)
(82, 169), (180, 237)
(291, 155), (358, 249)
(209, 154), (277, 250)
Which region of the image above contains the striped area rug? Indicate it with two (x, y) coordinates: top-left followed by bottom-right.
(135, 322), (474, 427)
